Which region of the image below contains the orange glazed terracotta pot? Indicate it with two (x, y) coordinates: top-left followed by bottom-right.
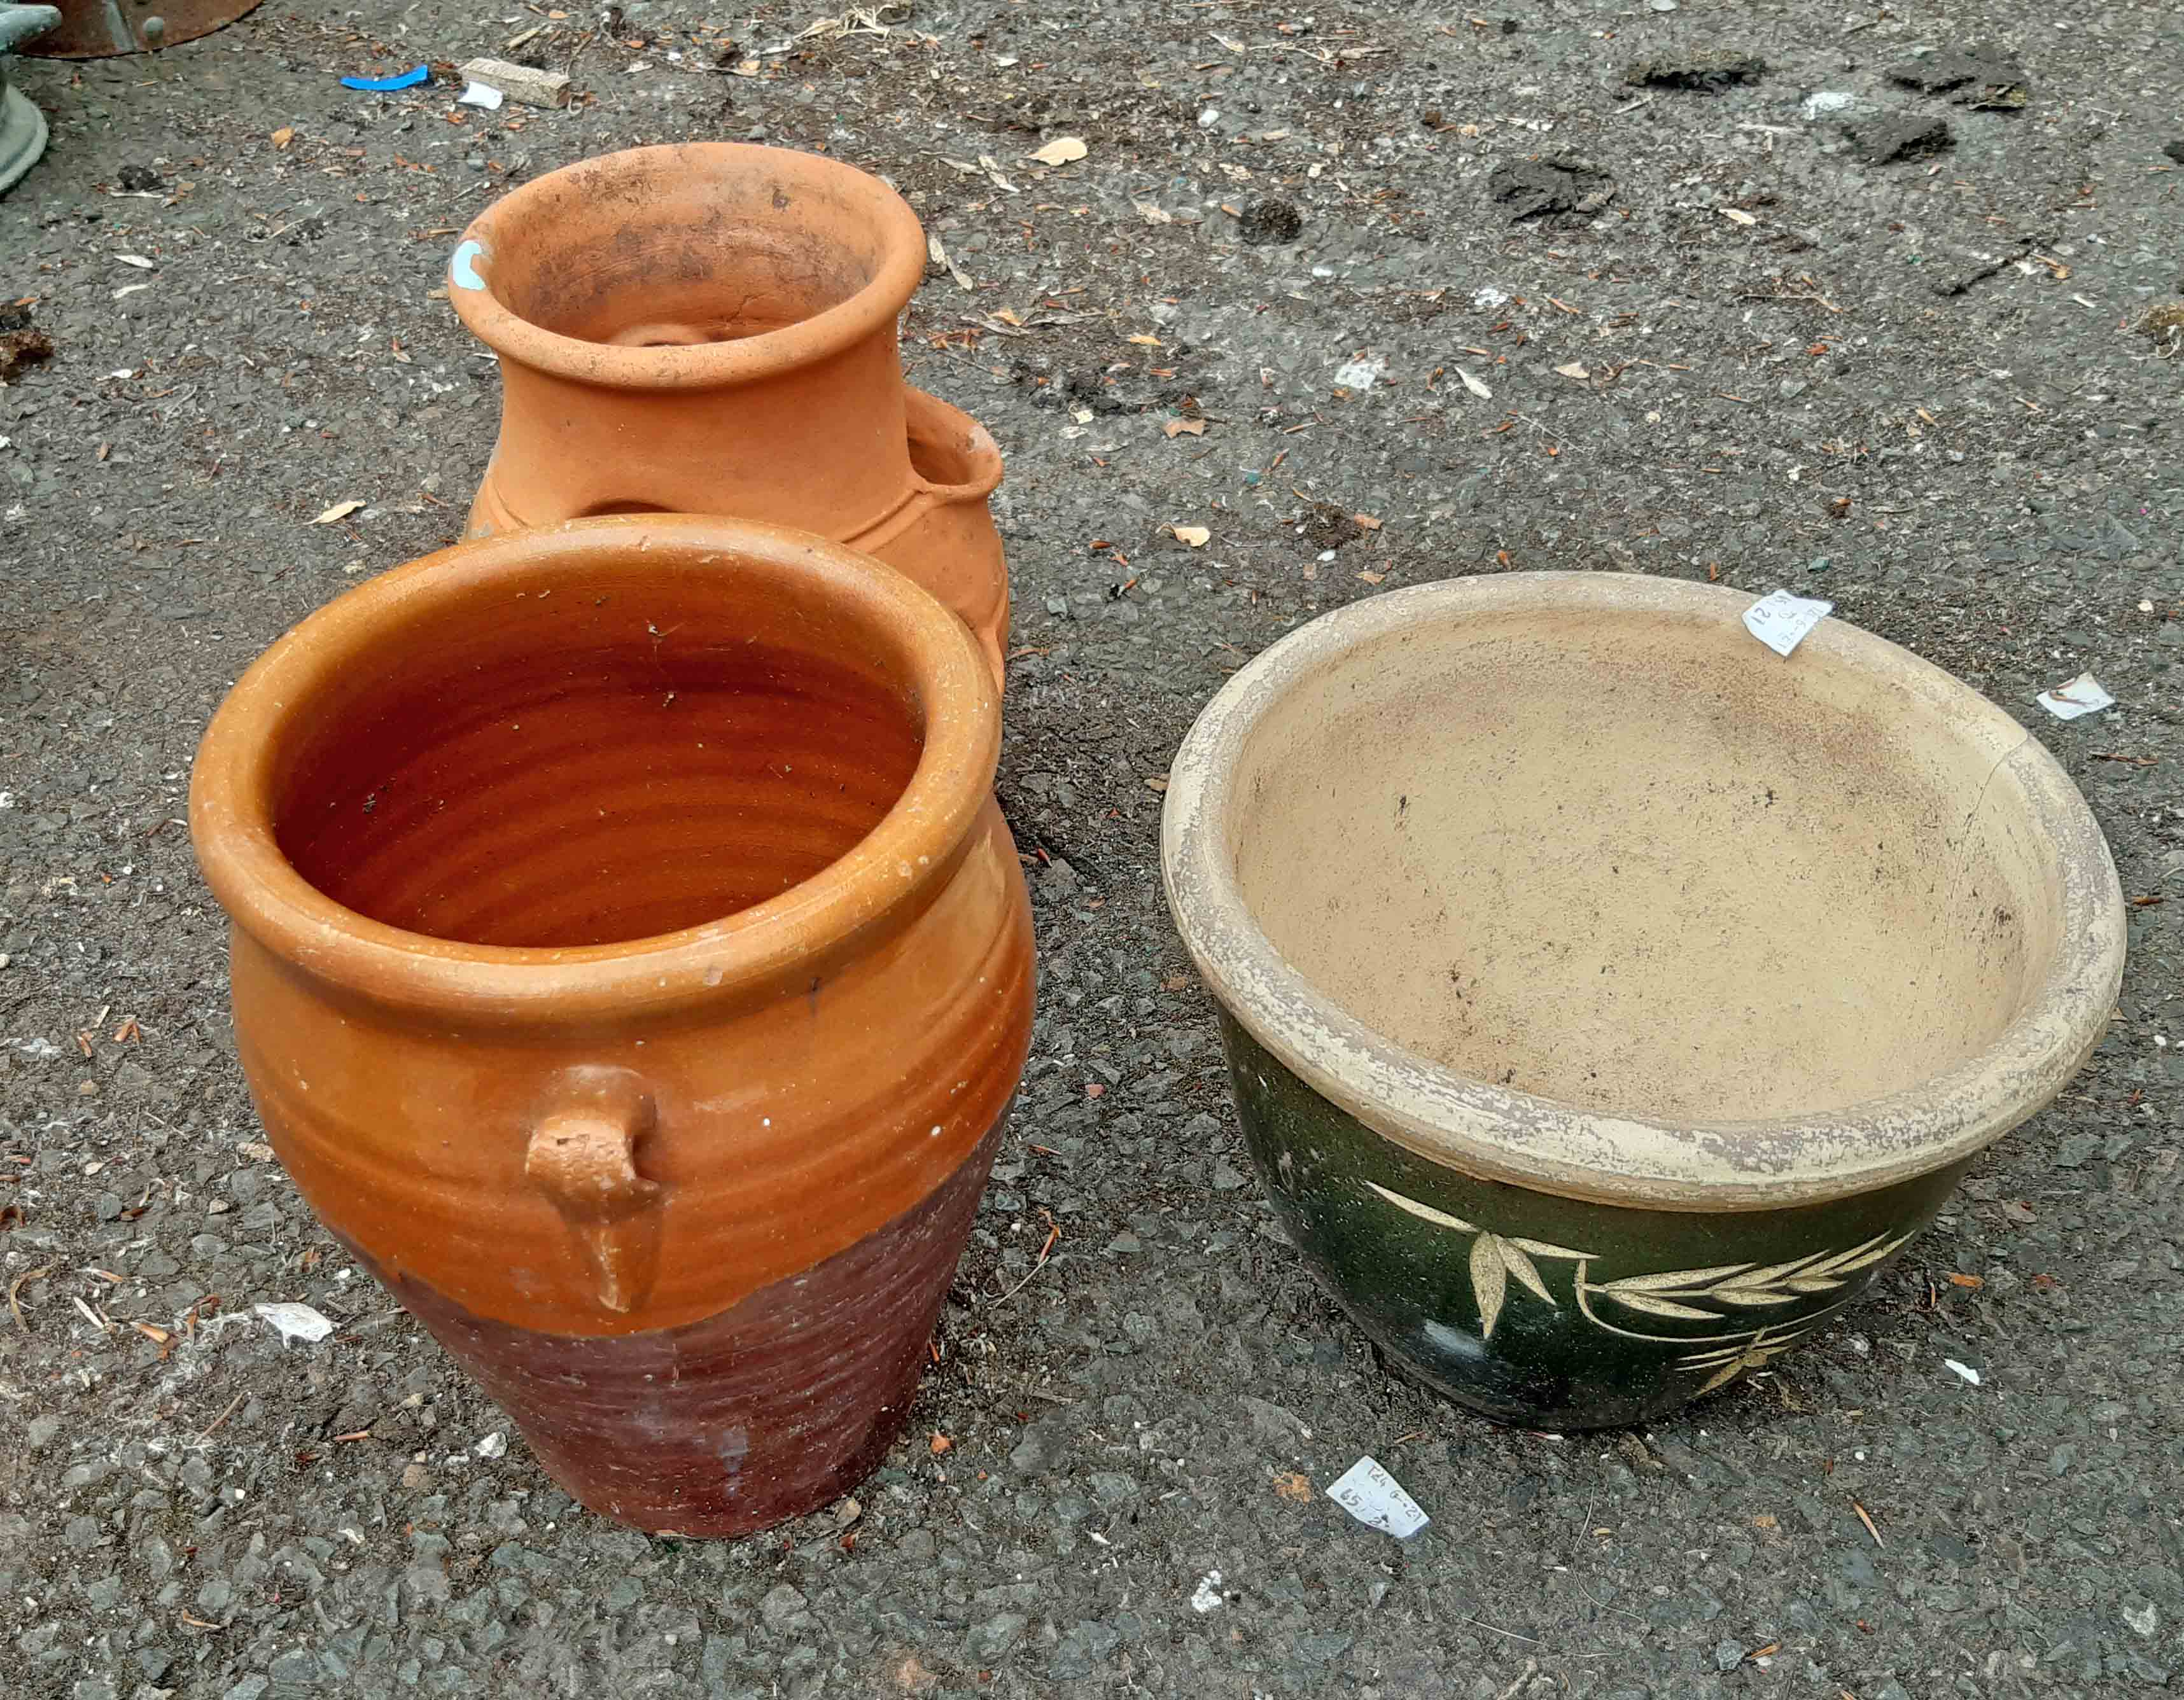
(189, 515), (1035, 1536)
(447, 143), (1012, 685)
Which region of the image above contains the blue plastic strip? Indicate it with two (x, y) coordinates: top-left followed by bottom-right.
(340, 64), (430, 92)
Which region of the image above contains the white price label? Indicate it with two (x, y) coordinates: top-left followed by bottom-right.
(1742, 589), (1834, 657)
(2034, 672), (2113, 721)
(1326, 1456), (1429, 1538)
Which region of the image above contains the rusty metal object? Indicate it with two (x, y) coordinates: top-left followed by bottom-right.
(21, 0), (262, 58)
(0, 7), (57, 195)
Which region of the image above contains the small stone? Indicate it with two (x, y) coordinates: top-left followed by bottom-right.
(2124, 1597), (2159, 1637)
(400, 1462), (430, 1490)
(267, 1649), (320, 1685)
(64, 1514), (102, 1550)
(760, 1582), (808, 1630)
(1886, 45), (2028, 108)
(475, 1431), (507, 1458)
(1487, 155), (1614, 221)
(967, 1611), (1028, 1661)
(1237, 198), (1304, 246)
(2053, 1132), (2100, 1169)
(116, 165), (164, 193)
(1716, 1640), (1747, 1671)
(1622, 50), (1766, 90)
(2166, 140), (2184, 164)
(221, 1678), (269, 1700)
(1849, 113), (1952, 166)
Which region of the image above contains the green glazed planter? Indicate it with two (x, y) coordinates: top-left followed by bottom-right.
(1161, 574), (2125, 1429)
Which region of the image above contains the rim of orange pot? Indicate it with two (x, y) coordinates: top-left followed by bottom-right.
(1160, 573), (2127, 1213)
(445, 142), (927, 392)
(190, 516), (998, 1025)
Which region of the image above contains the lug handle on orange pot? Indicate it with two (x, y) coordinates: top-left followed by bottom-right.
(524, 1068), (665, 1316)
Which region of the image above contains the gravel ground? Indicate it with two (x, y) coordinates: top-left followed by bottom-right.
(3, 1), (2181, 1696)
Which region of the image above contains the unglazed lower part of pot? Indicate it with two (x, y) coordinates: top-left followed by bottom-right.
(1161, 573), (2125, 1428)
(449, 143), (1011, 685)
(191, 517), (1035, 1532)
(333, 1127), (1000, 1536)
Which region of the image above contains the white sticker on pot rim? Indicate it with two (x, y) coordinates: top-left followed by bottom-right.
(1742, 589), (1834, 657)
(1327, 1456), (1429, 1538)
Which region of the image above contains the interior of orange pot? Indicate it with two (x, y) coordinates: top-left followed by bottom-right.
(1222, 603), (2066, 1124)
(484, 156), (895, 349)
(268, 562), (923, 949)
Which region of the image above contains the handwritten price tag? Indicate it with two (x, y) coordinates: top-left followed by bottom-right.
(1326, 1456), (1429, 1538)
(1742, 589), (1834, 658)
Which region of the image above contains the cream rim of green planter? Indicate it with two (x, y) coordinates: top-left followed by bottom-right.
(1160, 573), (2126, 1213)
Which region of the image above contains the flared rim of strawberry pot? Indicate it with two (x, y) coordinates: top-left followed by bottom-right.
(445, 142), (928, 393)
(190, 515), (998, 1026)
(1160, 572), (2127, 1213)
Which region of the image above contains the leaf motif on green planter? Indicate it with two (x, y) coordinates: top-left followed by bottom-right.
(1586, 1229), (1914, 1325)
(1599, 1291), (1721, 1322)
(1359, 1178), (1913, 1359)
(1595, 1262), (1755, 1295)
(1364, 1180), (1478, 1234)
(1490, 1234), (1556, 1306)
(1469, 1232), (1508, 1339)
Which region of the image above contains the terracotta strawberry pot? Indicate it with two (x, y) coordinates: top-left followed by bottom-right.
(447, 143), (1011, 685)
(1162, 574), (2125, 1428)
(191, 516), (1035, 1535)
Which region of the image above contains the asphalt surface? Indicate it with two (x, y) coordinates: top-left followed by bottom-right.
(3, 1), (2181, 1696)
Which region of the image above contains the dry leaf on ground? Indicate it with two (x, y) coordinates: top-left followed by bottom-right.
(1029, 136), (1089, 167)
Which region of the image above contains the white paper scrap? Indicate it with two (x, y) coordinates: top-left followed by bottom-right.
(1943, 1358), (1982, 1386)
(1743, 589), (1834, 657)
(2035, 672), (2113, 721)
(1189, 1569), (1225, 1613)
(1327, 1456), (1429, 1538)
(458, 80), (507, 110)
(253, 1301), (335, 1344)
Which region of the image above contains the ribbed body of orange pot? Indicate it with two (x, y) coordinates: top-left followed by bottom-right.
(190, 517), (1035, 1536)
(447, 143), (1011, 685)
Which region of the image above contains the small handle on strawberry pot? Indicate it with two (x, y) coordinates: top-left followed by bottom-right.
(524, 1067), (665, 1316)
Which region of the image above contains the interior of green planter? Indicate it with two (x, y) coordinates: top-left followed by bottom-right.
(1226, 603), (2064, 1124)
